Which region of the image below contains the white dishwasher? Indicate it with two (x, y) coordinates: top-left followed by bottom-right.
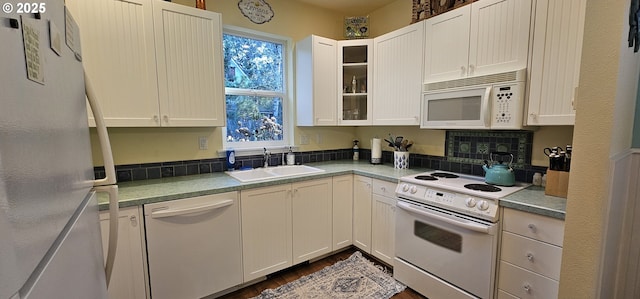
(144, 192), (242, 299)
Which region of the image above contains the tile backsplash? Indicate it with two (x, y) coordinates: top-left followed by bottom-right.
(97, 130), (546, 183)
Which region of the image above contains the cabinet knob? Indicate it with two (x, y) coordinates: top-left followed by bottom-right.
(526, 252), (534, 262)
(529, 113), (537, 120)
(153, 115), (159, 123)
(163, 115), (169, 123)
(469, 64), (475, 75)
(460, 65), (466, 75)
(523, 284), (531, 293)
(528, 223), (537, 232)
(381, 186), (386, 192)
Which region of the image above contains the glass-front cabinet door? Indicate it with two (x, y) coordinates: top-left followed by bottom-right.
(338, 39), (372, 125)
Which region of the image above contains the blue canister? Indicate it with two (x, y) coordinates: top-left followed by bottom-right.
(226, 149), (236, 170)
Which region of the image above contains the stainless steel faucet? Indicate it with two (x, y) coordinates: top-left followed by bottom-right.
(263, 148), (271, 168)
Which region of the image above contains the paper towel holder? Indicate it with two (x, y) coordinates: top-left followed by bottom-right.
(371, 137), (383, 165)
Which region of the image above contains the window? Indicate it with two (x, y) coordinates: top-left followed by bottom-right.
(223, 27), (290, 150)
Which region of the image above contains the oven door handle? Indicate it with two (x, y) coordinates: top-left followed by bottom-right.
(397, 201), (496, 235)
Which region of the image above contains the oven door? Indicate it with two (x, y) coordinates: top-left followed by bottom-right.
(395, 200), (498, 299)
(420, 86), (492, 129)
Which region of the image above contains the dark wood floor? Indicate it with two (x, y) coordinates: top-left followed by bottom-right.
(217, 247), (426, 298)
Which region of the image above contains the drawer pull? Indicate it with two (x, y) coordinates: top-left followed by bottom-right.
(523, 284), (531, 293)
(526, 252), (534, 262)
(528, 223), (537, 232)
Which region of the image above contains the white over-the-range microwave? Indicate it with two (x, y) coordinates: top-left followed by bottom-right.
(420, 69), (526, 130)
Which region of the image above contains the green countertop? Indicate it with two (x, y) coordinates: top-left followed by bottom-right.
(99, 161), (567, 220)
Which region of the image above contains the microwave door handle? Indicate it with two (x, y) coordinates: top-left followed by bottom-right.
(483, 87), (492, 128)
(397, 201), (495, 234)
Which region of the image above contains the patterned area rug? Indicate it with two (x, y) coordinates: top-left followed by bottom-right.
(251, 251), (405, 299)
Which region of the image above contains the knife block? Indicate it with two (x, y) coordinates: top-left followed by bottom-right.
(545, 170), (570, 198)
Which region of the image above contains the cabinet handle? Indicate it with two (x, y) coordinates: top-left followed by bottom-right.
(526, 252), (534, 262)
(528, 223), (537, 232)
(460, 65), (466, 76)
(153, 115), (159, 123)
(381, 186), (386, 192)
(469, 64), (475, 75)
(523, 284), (531, 293)
(163, 115), (169, 123)
(529, 113), (537, 120)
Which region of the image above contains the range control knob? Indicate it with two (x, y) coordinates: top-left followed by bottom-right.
(477, 200), (490, 211)
(409, 186), (418, 194)
(401, 183), (410, 192)
(465, 197), (477, 208)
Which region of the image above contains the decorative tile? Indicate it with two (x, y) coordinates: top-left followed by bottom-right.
(459, 142), (471, 153)
(477, 143), (489, 154)
(446, 130), (533, 169)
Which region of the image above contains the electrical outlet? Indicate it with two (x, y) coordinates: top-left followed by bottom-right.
(198, 136), (208, 150)
(300, 135), (309, 145)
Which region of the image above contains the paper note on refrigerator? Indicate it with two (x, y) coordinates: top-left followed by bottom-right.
(21, 16), (44, 84)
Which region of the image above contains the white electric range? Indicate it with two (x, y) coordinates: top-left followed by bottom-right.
(394, 171), (528, 299)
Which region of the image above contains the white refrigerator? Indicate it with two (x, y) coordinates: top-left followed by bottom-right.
(0, 1), (119, 298)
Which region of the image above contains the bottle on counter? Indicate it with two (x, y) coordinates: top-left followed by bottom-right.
(532, 172), (542, 186)
(353, 140), (359, 161)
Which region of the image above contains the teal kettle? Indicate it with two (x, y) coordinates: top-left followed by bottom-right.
(482, 152), (515, 186)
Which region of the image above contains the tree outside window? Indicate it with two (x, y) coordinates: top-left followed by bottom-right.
(223, 30), (288, 147)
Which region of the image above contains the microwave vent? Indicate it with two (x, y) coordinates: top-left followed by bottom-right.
(423, 69), (526, 92)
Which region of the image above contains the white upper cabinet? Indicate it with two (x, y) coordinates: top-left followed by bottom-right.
(373, 21), (424, 126)
(67, 0), (159, 127)
(526, 0), (586, 126)
(296, 35), (338, 126)
(153, 1), (226, 127)
(424, 5), (471, 83)
(338, 39), (373, 125)
(68, 0), (225, 127)
(424, 0), (532, 83)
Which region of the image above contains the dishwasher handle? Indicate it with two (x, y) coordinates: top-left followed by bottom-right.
(151, 199), (233, 218)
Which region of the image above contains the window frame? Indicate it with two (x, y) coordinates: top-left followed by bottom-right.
(222, 26), (293, 153)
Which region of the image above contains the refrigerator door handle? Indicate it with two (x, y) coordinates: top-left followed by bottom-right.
(85, 72), (116, 187)
(93, 185), (119, 288)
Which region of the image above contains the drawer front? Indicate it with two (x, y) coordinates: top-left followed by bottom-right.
(497, 289), (519, 299)
(499, 261), (559, 299)
(372, 179), (397, 197)
(501, 232), (562, 280)
(503, 208), (565, 246)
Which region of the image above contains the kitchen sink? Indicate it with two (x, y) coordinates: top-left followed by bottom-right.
(226, 165), (325, 182)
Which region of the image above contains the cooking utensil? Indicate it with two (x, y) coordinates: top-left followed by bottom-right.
(394, 136), (403, 150)
(400, 139), (408, 151)
(482, 152), (515, 186)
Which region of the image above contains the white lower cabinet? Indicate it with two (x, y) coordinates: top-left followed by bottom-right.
(371, 179), (397, 266)
(241, 178), (332, 281)
(353, 175), (373, 253)
(99, 207), (148, 299)
(498, 208), (565, 299)
(292, 178), (333, 264)
(241, 184), (293, 282)
(144, 192), (242, 299)
(332, 175), (354, 250)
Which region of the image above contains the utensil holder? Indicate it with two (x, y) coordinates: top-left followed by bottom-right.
(394, 151), (410, 169)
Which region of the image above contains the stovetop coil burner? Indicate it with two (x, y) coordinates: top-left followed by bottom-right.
(431, 172), (459, 179)
(414, 175), (438, 181)
(464, 184), (502, 192)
